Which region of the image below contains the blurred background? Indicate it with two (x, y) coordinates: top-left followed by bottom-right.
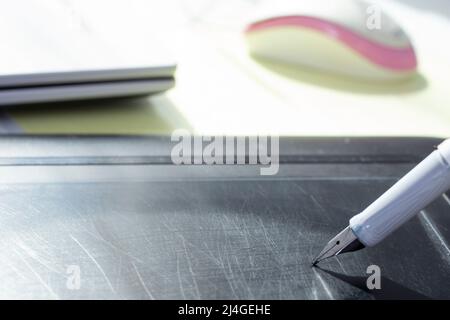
(1, 0), (450, 137)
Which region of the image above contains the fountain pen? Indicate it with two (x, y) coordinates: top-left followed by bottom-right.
(313, 138), (450, 265)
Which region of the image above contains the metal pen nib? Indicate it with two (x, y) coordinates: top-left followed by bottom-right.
(312, 226), (364, 266)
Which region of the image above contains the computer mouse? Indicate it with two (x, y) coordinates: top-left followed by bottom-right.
(245, 0), (418, 81)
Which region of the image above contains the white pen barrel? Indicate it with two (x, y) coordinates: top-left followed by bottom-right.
(350, 139), (450, 247)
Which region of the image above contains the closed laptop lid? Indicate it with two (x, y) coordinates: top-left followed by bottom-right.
(0, 1), (176, 88)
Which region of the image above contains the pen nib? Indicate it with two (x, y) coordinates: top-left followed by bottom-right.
(312, 226), (364, 266)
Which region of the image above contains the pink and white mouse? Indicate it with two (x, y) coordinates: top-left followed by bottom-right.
(245, 0), (418, 81)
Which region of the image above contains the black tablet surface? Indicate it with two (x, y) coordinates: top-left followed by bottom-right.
(0, 136), (448, 299)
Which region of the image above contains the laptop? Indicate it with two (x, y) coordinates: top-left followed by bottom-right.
(0, 2), (176, 106)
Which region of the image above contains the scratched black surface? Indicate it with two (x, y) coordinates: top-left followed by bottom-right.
(0, 137), (449, 299)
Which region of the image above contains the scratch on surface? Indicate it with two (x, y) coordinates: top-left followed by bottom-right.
(224, 273), (239, 299)
(171, 230), (222, 267)
(241, 219), (251, 250)
(259, 217), (277, 252)
(181, 237), (201, 299)
(84, 230), (143, 263)
(70, 234), (116, 293)
(311, 287), (319, 300)
(132, 262), (155, 299)
(3, 257), (27, 280)
(204, 241), (224, 268)
(15, 240), (62, 274)
(13, 249), (59, 299)
(335, 256), (348, 274)
(419, 211), (450, 260)
(176, 253), (187, 300)
(30, 230), (52, 246)
(293, 183), (308, 196)
(116, 256), (123, 289)
(442, 193), (450, 207)
(234, 255), (255, 299)
(442, 193), (450, 210)
(228, 267), (240, 299)
(313, 268), (334, 300)
(309, 195), (327, 213)
(160, 220), (226, 274)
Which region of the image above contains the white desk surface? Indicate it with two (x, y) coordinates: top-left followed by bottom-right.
(3, 0), (450, 138)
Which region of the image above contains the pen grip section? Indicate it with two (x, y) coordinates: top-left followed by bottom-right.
(350, 146), (450, 247)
